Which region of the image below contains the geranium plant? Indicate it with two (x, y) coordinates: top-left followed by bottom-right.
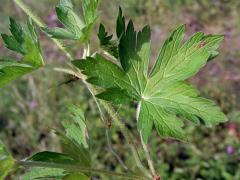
(0, 0), (227, 179)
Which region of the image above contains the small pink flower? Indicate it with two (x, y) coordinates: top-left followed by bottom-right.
(226, 145), (234, 155)
(29, 100), (37, 110)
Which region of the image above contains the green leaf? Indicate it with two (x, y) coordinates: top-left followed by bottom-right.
(23, 168), (66, 180)
(138, 101), (185, 142)
(42, 0), (85, 40)
(60, 0), (73, 9)
(43, 0), (99, 42)
(56, 132), (91, 168)
(72, 55), (139, 100)
(82, 0), (99, 26)
(0, 140), (15, 179)
(0, 59), (33, 87)
(27, 18), (42, 54)
(116, 7), (125, 38)
(96, 88), (132, 104)
(118, 20), (137, 71)
(63, 173), (89, 180)
(64, 105), (89, 149)
(56, 3), (84, 38)
(56, 105), (91, 167)
(98, 24), (118, 58)
(28, 151), (77, 165)
(23, 168), (89, 180)
(98, 24), (113, 46)
(23, 106), (91, 179)
(9, 17), (25, 44)
(1, 34), (25, 54)
(73, 8), (227, 142)
(0, 18), (44, 87)
(42, 27), (77, 40)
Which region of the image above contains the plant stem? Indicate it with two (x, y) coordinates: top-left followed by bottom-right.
(137, 103), (156, 177)
(17, 160), (149, 180)
(140, 135), (156, 176)
(84, 74), (145, 173)
(85, 82), (130, 171)
(85, 82), (107, 125)
(102, 102), (152, 178)
(106, 128), (128, 170)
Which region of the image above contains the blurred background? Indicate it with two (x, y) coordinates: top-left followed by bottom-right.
(0, 0), (240, 179)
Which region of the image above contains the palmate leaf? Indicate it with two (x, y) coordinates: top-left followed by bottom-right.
(73, 8), (227, 142)
(0, 18), (44, 87)
(42, 0), (99, 42)
(23, 106), (91, 179)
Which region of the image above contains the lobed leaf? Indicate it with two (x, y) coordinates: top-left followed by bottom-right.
(97, 24), (119, 58)
(98, 24), (113, 46)
(1, 34), (25, 54)
(9, 17), (25, 44)
(23, 106), (91, 179)
(73, 8), (227, 142)
(0, 18), (44, 87)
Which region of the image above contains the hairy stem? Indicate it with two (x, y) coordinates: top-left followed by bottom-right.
(102, 102), (152, 178)
(137, 103), (156, 177)
(17, 160), (149, 180)
(140, 135), (156, 176)
(84, 82), (130, 170)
